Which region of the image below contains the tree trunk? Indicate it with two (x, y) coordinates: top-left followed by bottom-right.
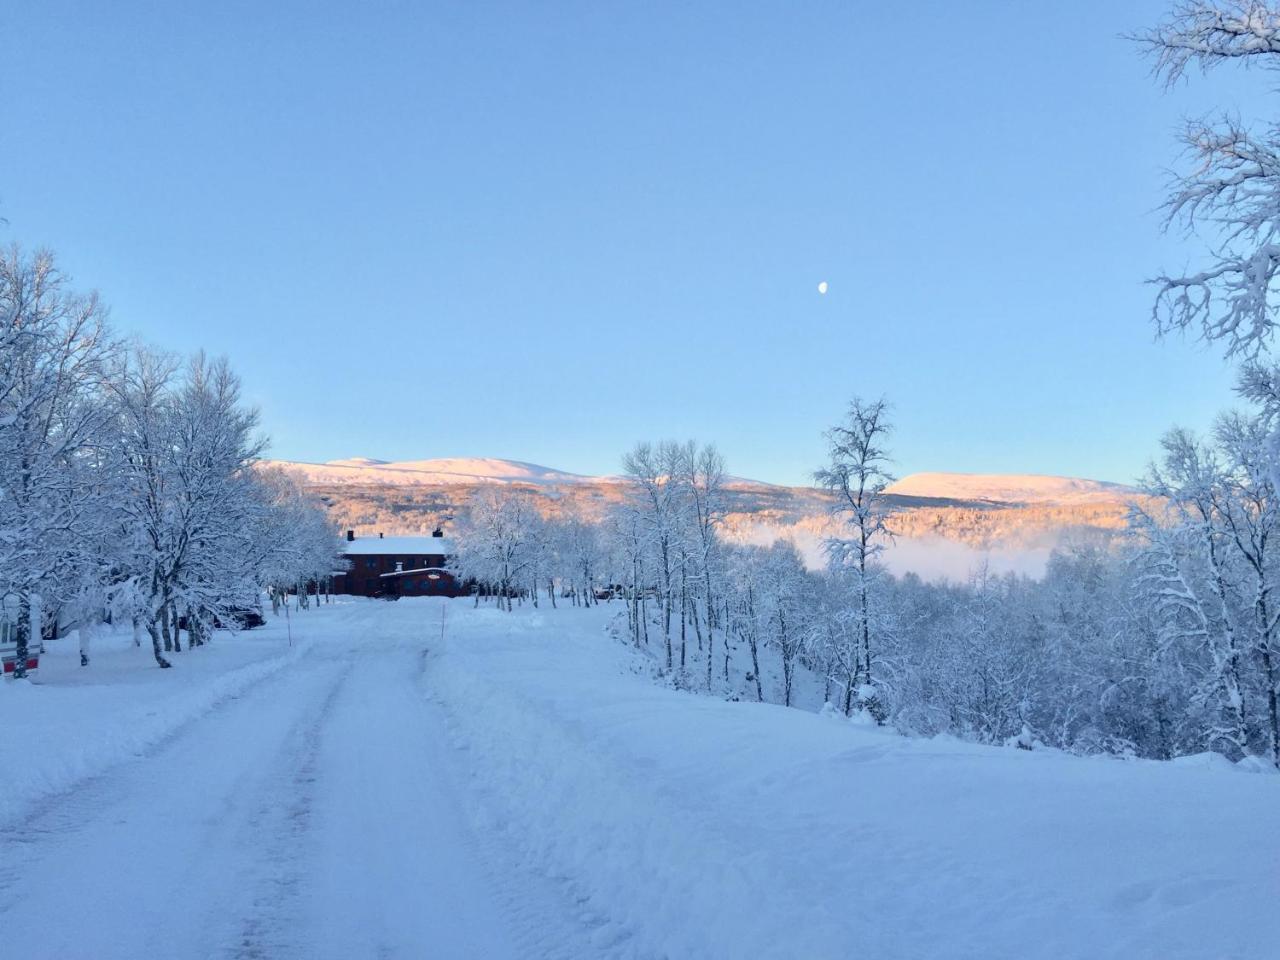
(148, 619), (172, 668)
(679, 561), (687, 672)
(663, 593), (673, 668)
(749, 635), (763, 702)
(859, 550), (872, 684)
(780, 616), (793, 707)
(170, 603), (182, 652)
(12, 593), (31, 680)
(1258, 637), (1280, 767)
(1254, 588), (1280, 766)
(160, 603), (173, 652)
(1205, 535), (1252, 754)
(703, 599), (714, 692)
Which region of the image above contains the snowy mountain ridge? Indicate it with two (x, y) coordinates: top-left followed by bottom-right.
(884, 472), (1139, 506)
(263, 457), (1136, 503)
(262, 458), (1142, 579)
(260, 457), (605, 488)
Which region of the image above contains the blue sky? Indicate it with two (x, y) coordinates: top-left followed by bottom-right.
(0, 1), (1260, 485)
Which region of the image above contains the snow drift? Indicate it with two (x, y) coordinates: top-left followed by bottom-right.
(427, 602), (1280, 960)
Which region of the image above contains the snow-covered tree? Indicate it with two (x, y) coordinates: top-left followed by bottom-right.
(556, 516), (606, 607)
(452, 486), (539, 611)
(0, 246), (115, 678)
(1137, 1), (1280, 358)
(622, 441), (689, 669)
(606, 500), (654, 647)
(683, 444), (728, 691)
(248, 467), (345, 614)
(759, 541), (813, 708)
(110, 349), (268, 665)
(815, 396), (895, 717)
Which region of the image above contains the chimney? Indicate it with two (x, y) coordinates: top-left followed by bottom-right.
(346, 530), (354, 542)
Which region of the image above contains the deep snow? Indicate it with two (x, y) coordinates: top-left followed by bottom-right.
(2, 598), (1277, 959)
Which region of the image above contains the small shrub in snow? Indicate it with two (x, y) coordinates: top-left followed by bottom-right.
(1006, 725), (1037, 751)
(847, 708), (878, 728)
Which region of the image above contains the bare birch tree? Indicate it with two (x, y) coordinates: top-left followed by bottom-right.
(815, 396), (894, 716)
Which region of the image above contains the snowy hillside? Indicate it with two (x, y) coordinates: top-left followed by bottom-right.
(265, 457), (1138, 506)
(3, 599), (1276, 959)
(264, 457), (1142, 580)
(258, 456), (600, 487)
(886, 471), (1139, 505)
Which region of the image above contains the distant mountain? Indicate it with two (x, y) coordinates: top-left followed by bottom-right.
(262, 457), (1144, 580)
(885, 472), (1139, 506)
(259, 457), (600, 488)
(324, 457), (390, 467)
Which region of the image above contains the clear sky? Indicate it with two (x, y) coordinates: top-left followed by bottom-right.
(0, 1), (1260, 486)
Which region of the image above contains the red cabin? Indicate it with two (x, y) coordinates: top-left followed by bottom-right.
(331, 529), (464, 598)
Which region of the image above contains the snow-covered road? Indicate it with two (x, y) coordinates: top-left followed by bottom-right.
(0, 603), (592, 960)
(3, 597), (1279, 960)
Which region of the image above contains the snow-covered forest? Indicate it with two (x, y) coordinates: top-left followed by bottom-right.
(445, 397), (1280, 767)
(0, 246), (342, 673)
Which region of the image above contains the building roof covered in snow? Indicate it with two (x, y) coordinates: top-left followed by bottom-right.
(342, 535), (454, 556)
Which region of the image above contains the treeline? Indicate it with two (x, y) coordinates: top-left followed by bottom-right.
(1, 246), (341, 672)
(447, 395), (1280, 768)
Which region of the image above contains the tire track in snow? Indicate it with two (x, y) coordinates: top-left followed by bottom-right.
(221, 656), (354, 960)
(0, 638), (309, 835)
(0, 650), (316, 891)
(417, 648), (651, 960)
(0, 648), (353, 960)
(296, 633), (532, 960)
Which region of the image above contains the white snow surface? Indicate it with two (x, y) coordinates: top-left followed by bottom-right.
(886, 471), (1137, 504)
(2, 599), (1276, 959)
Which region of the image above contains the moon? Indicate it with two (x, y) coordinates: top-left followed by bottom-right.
(817, 281), (828, 295)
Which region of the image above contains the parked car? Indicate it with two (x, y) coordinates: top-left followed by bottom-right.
(226, 607), (266, 629)
(1, 598), (43, 677)
(177, 606), (266, 631)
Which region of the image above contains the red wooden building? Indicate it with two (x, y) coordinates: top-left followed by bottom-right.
(331, 529), (464, 598)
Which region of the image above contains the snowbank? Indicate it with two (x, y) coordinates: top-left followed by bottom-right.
(0, 611), (316, 826)
(427, 601), (1280, 960)
(6, 598), (1276, 958)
